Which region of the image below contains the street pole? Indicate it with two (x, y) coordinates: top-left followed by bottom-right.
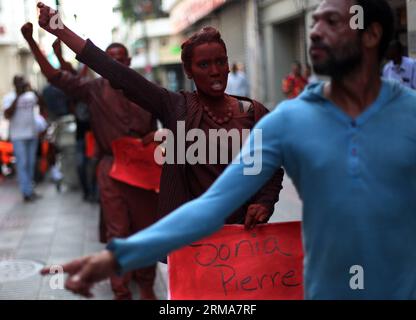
(295, 0), (309, 64)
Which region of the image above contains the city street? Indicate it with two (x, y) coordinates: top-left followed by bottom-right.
(0, 177), (168, 300)
(0, 173), (302, 300)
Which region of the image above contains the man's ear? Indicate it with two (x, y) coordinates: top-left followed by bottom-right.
(362, 22), (383, 51)
(127, 57), (132, 66)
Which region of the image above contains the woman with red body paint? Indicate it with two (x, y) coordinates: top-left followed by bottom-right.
(37, 2), (284, 297)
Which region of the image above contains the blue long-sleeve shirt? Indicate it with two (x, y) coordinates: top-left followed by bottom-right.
(108, 80), (416, 299)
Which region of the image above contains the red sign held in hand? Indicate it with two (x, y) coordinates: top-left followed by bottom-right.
(168, 222), (304, 300)
(110, 137), (162, 192)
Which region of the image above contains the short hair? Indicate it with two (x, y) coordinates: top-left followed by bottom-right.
(388, 40), (403, 54)
(356, 0), (395, 61)
(181, 27), (227, 72)
(105, 42), (129, 56)
(13, 75), (25, 86)
(293, 61), (302, 68)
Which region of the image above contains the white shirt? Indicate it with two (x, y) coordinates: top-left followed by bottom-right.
(2, 91), (38, 140)
(382, 57), (416, 89)
(226, 71), (249, 97)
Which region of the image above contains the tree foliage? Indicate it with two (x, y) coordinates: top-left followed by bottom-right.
(117, 0), (167, 22)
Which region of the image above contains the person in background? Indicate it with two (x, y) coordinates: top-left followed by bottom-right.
(382, 40), (416, 90)
(282, 61), (308, 99)
(52, 39), (96, 201)
(2, 76), (46, 202)
(225, 62), (249, 97)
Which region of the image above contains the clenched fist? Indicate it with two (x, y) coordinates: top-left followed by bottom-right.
(37, 2), (64, 35)
(21, 22), (33, 41)
(244, 204), (271, 230)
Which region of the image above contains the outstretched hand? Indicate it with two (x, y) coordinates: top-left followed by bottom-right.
(37, 2), (64, 35)
(40, 250), (118, 298)
(21, 22), (33, 40)
(244, 204), (270, 230)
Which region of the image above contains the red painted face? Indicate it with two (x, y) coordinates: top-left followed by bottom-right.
(187, 42), (230, 97)
(106, 47), (131, 66)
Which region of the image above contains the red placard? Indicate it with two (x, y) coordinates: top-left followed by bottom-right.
(110, 137), (162, 192)
(85, 131), (96, 159)
(168, 222), (304, 300)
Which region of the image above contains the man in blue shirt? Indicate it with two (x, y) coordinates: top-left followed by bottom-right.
(383, 40), (416, 89)
(40, 0), (416, 299)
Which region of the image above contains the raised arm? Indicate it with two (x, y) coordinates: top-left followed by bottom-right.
(37, 2), (85, 55)
(21, 22), (91, 101)
(37, 2), (178, 123)
(42, 107), (286, 297)
(52, 39), (77, 75)
(21, 22), (59, 80)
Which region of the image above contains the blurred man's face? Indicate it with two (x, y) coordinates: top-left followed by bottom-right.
(13, 77), (26, 94)
(309, 0), (362, 77)
(385, 46), (400, 62)
(106, 47), (131, 66)
(292, 64), (301, 76)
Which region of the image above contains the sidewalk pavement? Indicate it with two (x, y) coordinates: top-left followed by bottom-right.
(0, 178), (168, 300)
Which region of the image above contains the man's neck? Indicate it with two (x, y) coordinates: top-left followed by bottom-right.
(324, 63), (382, 119)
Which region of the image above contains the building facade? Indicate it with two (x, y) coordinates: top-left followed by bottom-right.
(111, 7), (184, 92)
(259, 0), (415, 107)
(166, 0), (263, 100)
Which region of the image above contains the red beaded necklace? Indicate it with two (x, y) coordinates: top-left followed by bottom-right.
(202, 104), (233, 125)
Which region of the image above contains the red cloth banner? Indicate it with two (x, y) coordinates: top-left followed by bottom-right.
(168, 222), (304, 300)
(110, 137), (162, 192)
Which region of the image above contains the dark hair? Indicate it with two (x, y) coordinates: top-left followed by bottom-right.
(105, 42), (129, 56)
(388, 40), (403, 54)
(356, 0), (395, 61)
(181, 27), (227, 72)
(13, 75), (25, 86)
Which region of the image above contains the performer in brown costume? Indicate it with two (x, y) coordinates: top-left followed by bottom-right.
(21, 23), (159, 300)
(35, 2), (285, 231)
